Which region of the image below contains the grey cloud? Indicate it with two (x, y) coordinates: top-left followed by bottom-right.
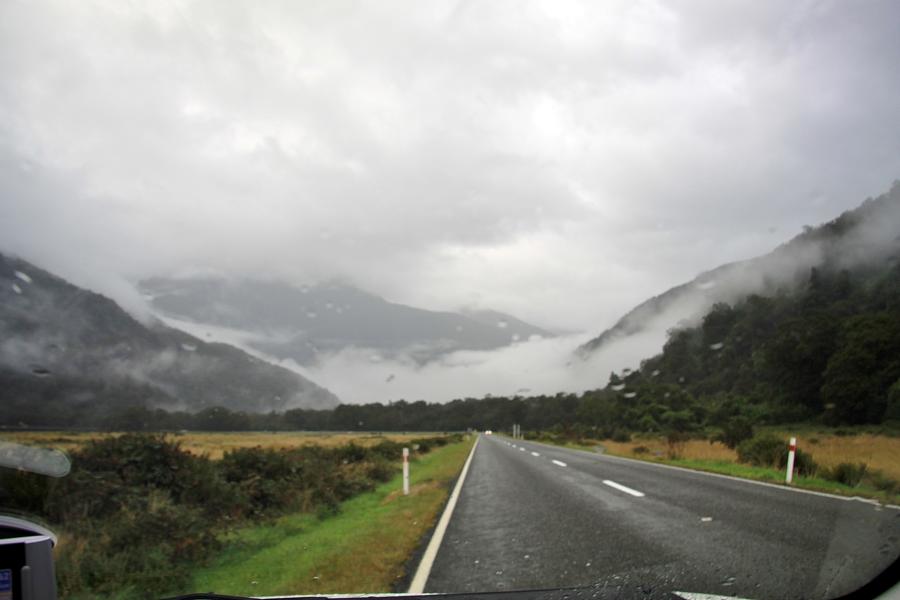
(1, 0), (899, 337)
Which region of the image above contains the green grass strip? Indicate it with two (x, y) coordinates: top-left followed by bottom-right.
(185, 438), (474, 596)
(533, 438), (900, 505)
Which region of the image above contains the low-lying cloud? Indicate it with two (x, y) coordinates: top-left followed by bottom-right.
(2, 1), (900, 399)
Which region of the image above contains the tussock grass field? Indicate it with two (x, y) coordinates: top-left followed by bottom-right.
(597, 431), (900, 481)
(0, 431), (445, 459)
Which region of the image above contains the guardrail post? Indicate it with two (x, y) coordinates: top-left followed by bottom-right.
(403, 447), (410, 495)
(785, 437), (796, 484)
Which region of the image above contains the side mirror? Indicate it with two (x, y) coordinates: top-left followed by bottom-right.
(0, 515), (57, 600)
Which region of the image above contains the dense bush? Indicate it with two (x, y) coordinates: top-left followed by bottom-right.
(714, 416), (754, 449)
(822, 462), (868, 487)
(0, 433), (457, 598)
(867, 469), (899, 494)
(736, 433), (818, 476)
(737, 434), (785, 467)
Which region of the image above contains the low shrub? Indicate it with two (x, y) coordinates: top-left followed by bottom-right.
(714, 416), (754, 449)
(867, 469), (899, 494)
(736, 434), (783, 467)
(632, 445), (650, 455)
(736, 433), (817, 476)
(0, 432), (461, 598)
(822, 462), (868, 487)
(609, 429), (631, 443)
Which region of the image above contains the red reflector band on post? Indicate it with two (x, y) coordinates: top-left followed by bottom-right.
(789, 443), (796, 451)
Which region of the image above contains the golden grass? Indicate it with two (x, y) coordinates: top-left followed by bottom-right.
(595, 432), (900, 481)
(0, 431), (444, 460)
(599, 437), (737, 462)
(778, 432), (900, 480)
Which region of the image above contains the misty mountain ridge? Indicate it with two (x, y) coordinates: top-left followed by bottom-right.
(139, 277), (552, 365)
(579, 181), (900, 357)
(0, 253), (339, 426)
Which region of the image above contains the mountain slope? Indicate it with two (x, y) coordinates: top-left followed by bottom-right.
(0, 254), (339, 426)
(579, 181), (900, 357)
(571, 183), (900, 431)
(139, 278), (551, 364)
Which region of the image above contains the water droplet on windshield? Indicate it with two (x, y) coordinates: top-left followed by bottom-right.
(497, 320), (508, 329)
(31, 365), (51, 377)
(11, 283), (22, 294)
(511, 334), (520, 342)
(611, 383), (625, 391)
(455, 325), (464, 332)
(181, 343), (197, 352)
(0, 441), (70, 477)
(385, 374), (395, 383)
(697, 280), (716, 290)
(709, 342), (724, 350)
(306, 311), (317, 319)
(300, 284), (310, 294)
(13, 270), (32, 284)
(624, 392), (637, 399)
(622, 368), (632, 375)
(326, 302), (334, 310)
(651, 369), (660, 377)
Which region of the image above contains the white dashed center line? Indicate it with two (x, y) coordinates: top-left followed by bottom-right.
(552, 460), (567, 467)
(531, 451), (540, 457)
(603, 479), (645, 497)
(519, 447), (525, 452)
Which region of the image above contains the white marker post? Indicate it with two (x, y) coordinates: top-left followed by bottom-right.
(403, 447), (410, 495)
(785, 437), (797, 484)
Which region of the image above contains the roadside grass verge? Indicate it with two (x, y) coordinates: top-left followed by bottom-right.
(532, 437), (900, 505)
(185, 437), (475, 596)
(658, 458), (900, 504)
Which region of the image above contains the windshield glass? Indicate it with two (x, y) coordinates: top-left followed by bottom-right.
(2, 2), (900, 599)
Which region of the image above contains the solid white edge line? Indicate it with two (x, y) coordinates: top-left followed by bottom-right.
(673, 592), (753, 600)
(525, 439), (900, 510)
(552, 459), (567, 467)
(407, 435), (480, 594)
(602, 479), (645, 497)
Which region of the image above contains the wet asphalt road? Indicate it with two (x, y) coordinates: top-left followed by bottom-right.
(423, 435), (900, 599)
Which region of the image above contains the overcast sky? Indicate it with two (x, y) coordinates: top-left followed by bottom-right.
(2, 0), (900, 335)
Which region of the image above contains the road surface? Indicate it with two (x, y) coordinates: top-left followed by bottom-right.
(423, 435), (900, 599)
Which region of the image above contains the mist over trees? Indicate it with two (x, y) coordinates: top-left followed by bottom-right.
(4, 186), (900, 434)
(10, 249), (900, 434)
